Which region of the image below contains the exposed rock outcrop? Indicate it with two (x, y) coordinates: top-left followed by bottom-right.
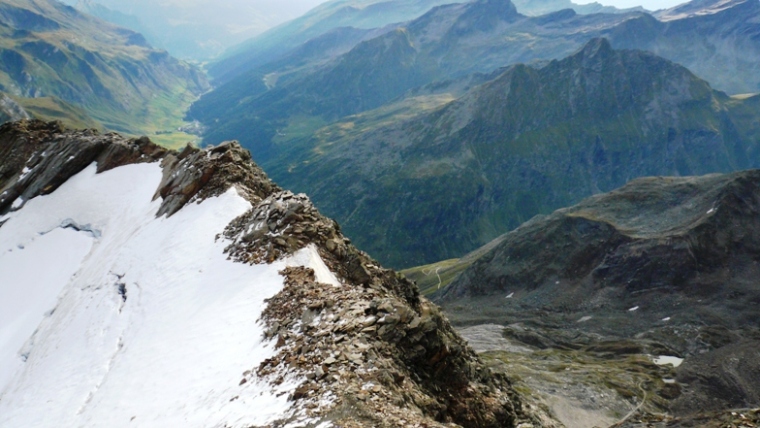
(437, 170), (760, 344)
(154, 141), (280, 217)
(0, 120), (167, 214)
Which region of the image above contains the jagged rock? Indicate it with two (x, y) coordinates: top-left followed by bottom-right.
(0, 120), (167, 215)
(155, 140), (279, 217)
(258, 266), (521, 427)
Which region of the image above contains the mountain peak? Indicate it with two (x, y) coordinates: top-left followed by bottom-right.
(447, 0), (521, 37)
(578, 37), (613, 59)
(473, 0), (519, 14)
(470, 0), (520, 21)
(657, 0), (754, 20)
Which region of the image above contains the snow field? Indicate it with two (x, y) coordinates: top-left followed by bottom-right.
(0, 161), (332, 427)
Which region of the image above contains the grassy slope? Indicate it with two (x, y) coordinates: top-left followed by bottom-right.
(401, 233), (506, 295)
(10, 95), (100, 129)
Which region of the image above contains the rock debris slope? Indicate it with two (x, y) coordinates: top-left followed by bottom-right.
(0, 120), (527, 428)
(436, 170), (760, 418)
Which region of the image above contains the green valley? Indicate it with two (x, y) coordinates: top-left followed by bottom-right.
(0, 0), (207, 148)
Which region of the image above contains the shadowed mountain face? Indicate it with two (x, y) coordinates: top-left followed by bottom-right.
(0, 0), (207, 135)
(255, 39), (760, 268)
(434, 169), (760, 417)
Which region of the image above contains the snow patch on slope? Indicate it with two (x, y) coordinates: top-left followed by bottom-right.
(287, 243), (341, 287)
(0, 227), (93, 389)
(0, 161), (320, 427)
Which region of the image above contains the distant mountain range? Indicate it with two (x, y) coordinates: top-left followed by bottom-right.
(209, 0), (639, 86)
(209, 0), (458, 85)
(64, 0), (327, 61)
(513, 0), (645, 15)
(195, 0), (760, 141)
(189, 0), (760, 266)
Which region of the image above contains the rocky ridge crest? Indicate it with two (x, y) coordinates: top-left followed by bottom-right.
(0, 120), (532, 427)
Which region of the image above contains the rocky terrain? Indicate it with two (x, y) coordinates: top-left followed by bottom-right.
(0, 120), (538, 427)
(433, 170), (760, 425)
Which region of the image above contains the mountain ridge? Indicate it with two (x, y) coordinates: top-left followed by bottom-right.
(265, 39), (760, 267)
(0, 120), (534, 427)
(209, 0), (461, 85)
(193, 0), (760, 164)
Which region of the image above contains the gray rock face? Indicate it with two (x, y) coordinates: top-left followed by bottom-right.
(154, 140), (280, 217)
(439, 171), (760, 332)
(673, 340), (760, 415)
(0, 93), (29, 124)
(0, 120), (167, 215)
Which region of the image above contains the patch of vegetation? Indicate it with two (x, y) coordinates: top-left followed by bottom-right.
(401, 258), (468, 295)
(11, 95), (101, 130)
